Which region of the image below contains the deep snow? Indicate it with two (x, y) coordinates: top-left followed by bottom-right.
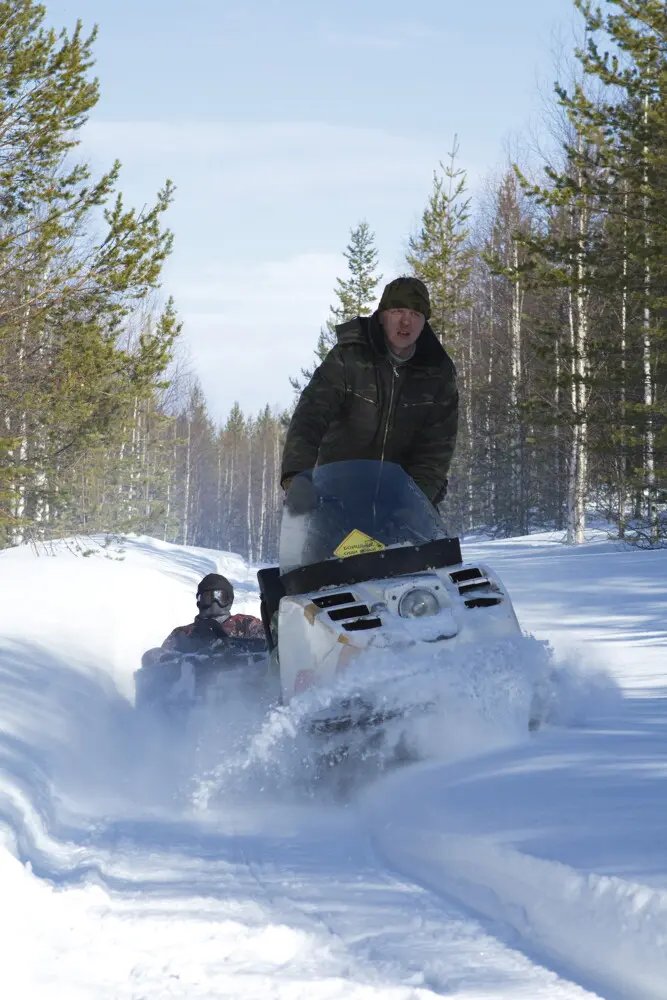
(0, 529), (665, 999)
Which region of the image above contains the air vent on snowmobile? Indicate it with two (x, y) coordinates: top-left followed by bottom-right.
(343, 617), (382, 631)
(312, 592), (356, 609)
(458, 579), (493, 595)
(450, 566), (503, 605)
(328, 604), (371, 621)
(465, 596), (503, 608)
(449, 567), (483, 584)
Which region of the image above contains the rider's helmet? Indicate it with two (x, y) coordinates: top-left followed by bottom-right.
(196, 573), (234, 616)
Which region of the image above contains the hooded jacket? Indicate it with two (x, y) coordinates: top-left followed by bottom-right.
(281, 313), (458, 503)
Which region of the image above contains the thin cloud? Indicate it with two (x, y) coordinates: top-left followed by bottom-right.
(84, 120), (444, 181)
(324, 30), (403, 50)
(172, 252), (342, 420)
(320, 19), (441, 50)
(81, 119), (483, 210)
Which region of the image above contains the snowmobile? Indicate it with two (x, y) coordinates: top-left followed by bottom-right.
(257, 460), (524, 760)
(135, 634), (269, 713)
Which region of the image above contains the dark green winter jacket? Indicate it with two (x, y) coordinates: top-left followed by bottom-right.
(281, 313), (458, 503)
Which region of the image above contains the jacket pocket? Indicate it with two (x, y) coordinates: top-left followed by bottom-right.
(348, 389), (378, 406)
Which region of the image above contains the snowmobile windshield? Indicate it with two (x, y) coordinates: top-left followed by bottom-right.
(280, 460), (447, 576)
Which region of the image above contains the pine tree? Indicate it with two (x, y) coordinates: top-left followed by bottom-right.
(323, 219), (382, 350)
(292, 221), (382, 389)
(569, 0), (667, 543)
(510, 0), (667, 544)
(507, 38), (614, 544)
(406, 139), (474, 348)
(0, 2), (176, 545)
(42, 303), (181, 539)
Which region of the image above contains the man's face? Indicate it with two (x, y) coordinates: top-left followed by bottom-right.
(381, 308), (425, 356)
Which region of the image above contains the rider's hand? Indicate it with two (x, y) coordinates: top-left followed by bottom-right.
(432, 478), (448, 505)
(284, 475), (318, 515)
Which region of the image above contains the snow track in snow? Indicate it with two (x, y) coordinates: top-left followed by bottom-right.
(368, 771), (667, 1000)
(2, 787), (602, 1000)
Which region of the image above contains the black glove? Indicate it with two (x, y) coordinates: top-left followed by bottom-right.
(432, 479), (448, 507)
(284, 475), (318, 515)
(192, 617), (218, 638)
(141, 647), (175, 669)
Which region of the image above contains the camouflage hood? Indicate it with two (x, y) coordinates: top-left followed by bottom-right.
(335, 312), (447, 368)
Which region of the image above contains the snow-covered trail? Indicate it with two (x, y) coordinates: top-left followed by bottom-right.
(3, 780), (601, 1000)
(0, 533), (665, 998)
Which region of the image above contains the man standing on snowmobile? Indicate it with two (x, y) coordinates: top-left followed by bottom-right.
(281, 276), (458, 507)
(162, 573), (265, 654)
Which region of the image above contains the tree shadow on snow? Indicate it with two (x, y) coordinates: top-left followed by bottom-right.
(375, 690), (667, 889)
(112, 536), (220, 590)
(467, 541), (667, 651)
(117, 536), (258, 599)
(0, 637), (288, 893)
(0, 639), (206, 879)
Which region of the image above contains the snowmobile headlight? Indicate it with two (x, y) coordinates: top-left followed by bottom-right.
(398, 588), (440, 619)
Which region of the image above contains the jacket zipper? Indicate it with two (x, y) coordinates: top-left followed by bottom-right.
(380, 362), (400, 465)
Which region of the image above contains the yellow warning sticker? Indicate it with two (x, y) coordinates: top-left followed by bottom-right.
(334, 528), (385, 559)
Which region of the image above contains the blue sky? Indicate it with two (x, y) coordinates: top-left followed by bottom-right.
(46, 0), (577, 420)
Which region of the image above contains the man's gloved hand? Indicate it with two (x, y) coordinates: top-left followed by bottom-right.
(432, 479), (448, 506)
(141, 647), (174, 669)
(284, 475), (318, 515)
(192, 617), (218, 638)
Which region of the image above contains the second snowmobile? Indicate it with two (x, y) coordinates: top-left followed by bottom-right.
(135, 636), (268, 712)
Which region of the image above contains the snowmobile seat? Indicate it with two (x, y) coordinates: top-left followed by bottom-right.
(257, 566), (285, 652)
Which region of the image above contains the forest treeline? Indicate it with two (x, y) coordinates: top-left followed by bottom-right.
(1, 0), (665, 558)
